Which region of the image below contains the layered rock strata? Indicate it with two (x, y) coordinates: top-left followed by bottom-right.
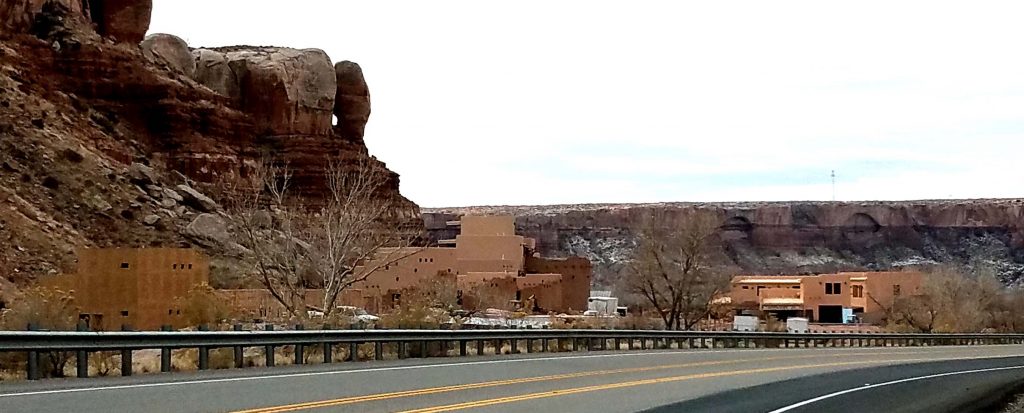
(425, 200), (1024, 286)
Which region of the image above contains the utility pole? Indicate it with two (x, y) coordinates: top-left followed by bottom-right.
(831, 170), (836, 201)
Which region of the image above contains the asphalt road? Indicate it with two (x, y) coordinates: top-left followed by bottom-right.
(1, 345), (1022, 412)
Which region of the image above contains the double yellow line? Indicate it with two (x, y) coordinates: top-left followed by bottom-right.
(232, 351), (937, 413)
(398, 358), (919, 413)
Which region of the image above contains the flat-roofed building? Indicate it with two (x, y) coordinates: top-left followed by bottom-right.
(45, 248), (209, 331)
(347, 215), (592, 314)
(730, 271), (923, 324)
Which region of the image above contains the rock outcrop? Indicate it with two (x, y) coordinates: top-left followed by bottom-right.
(1, 0), (150, 43)
(0, 1), (420, 284)
(333, 61), (371, 142)
(191, 47), (336, 136)
(141, 33), (194, 77)
(424, 200), (1024, 286)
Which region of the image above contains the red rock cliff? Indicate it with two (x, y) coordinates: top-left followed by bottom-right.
(0, 1), (419, 283)
(425, 200), (1024, 286)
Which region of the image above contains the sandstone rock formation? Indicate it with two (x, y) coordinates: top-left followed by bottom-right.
(192, 47), (336, 136)
(0, 1), (420, 284)
(425, 200), (1024, 287)
(334, 61), (371, 142)
(141, 33), (194, 77)
(1, 0), (151, 43)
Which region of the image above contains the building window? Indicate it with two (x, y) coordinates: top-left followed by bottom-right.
(852, 285), (864, 298)
(168, 309), (173, 315)
(120, 310), (129, 317)
(188, 264), (193, 269)
(825, 282), (842, 295)
(120, 262), (130, 269)
(893, 285), (902, 296)
(741, 286), (749, 289)
(173, 264), (178, 270)
(396, 277), (400, 282)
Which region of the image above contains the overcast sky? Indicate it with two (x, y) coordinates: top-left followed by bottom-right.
(149, 1), (1024, 207)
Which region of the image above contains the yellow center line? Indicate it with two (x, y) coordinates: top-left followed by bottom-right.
(231, 350), (943, 413)
(398, 358), (942, 413)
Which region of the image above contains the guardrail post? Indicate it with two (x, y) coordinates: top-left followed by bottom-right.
(526, 339), (533, 353)
(76, 322), (89, 378)
(420, 341), (428, 358)
(542, 338), (549, 352)
(160, 325), (172, 372)
(375, 341), (383, 361)
(198, 324), (209, 371)
(26, 323), (40, 381)
(264, 324), (275, 367)
(350, 342), (360, 361)
(459, 340), (467, 356)
(398, 342), (407, 359)
(572, 337), (579, 352)
(477, 340), (484, 356)
(640, 337), (647, 350)
(511, 338), (518, 354)
(322, 324), (333, 364)
(233, 324), (244, 368)
(294, 325), (304, 365)
(615, 338), (622, 350)
(121, 324), (134, 376)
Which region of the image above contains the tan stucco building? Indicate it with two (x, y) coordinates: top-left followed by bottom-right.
(347, 215), (592, 314)
(45, 248), (209, 331)
(730, 271), (923, 324)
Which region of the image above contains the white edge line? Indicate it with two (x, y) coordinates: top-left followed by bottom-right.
(0, 346), (1013, 399)
(768, 363), (1024, 413)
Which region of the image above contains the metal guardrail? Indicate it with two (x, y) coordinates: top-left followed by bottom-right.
(2, 329), (1023, 381)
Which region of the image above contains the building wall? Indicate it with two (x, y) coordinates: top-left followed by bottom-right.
(861, 271), (924, 323)
(525, 256), (591, 312)
(516, 274), (564, 313)
(67, 248), (208, 331)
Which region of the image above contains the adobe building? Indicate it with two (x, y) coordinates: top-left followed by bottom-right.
(730, 271), (923, 324)
(347, 215), (592, 314)
(45, 248), (209, 331)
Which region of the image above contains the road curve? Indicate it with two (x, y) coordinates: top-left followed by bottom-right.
(1, 345), (1022, 412)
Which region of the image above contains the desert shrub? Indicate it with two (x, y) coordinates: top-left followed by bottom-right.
(1, 286), (79, 378)
(176, 283), (239, 328)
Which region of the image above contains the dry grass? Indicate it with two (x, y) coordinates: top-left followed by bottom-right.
(1005, 393), (1024, 413)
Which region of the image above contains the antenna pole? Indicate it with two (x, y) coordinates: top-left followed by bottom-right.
(831, 170), (836, 201)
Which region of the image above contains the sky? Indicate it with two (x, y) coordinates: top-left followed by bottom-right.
(148, 1), (1024, 207)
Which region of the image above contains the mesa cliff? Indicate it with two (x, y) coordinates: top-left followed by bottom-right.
(425, 200), (1024, 287)
(0, 1), (418, 284)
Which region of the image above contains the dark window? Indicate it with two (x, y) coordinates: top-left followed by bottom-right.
(825, 283), (834, 295)
(120, 262), (129, 269)
(168, 309), (173, 315)
(413, 268), (418, 273)
(120, 310), (129, 317)
(188, 264), (193, 269)
(834, 283), (841, 295)
(396, 277), (400, 282)
(173, 264), (177, 270)
(741, 286), (749, 289)
(176, 310), (181, 315)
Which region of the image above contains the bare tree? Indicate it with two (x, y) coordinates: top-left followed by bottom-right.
(887, 265), (1003, 333)
(226, 157), (418, 319)
(624, 211), (728, 330)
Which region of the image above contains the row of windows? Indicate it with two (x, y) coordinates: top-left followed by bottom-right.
(416, 258), (435, 263)
(119, 263), (194, 270)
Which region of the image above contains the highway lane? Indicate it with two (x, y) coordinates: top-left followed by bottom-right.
(0, 345), (1022, 412)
